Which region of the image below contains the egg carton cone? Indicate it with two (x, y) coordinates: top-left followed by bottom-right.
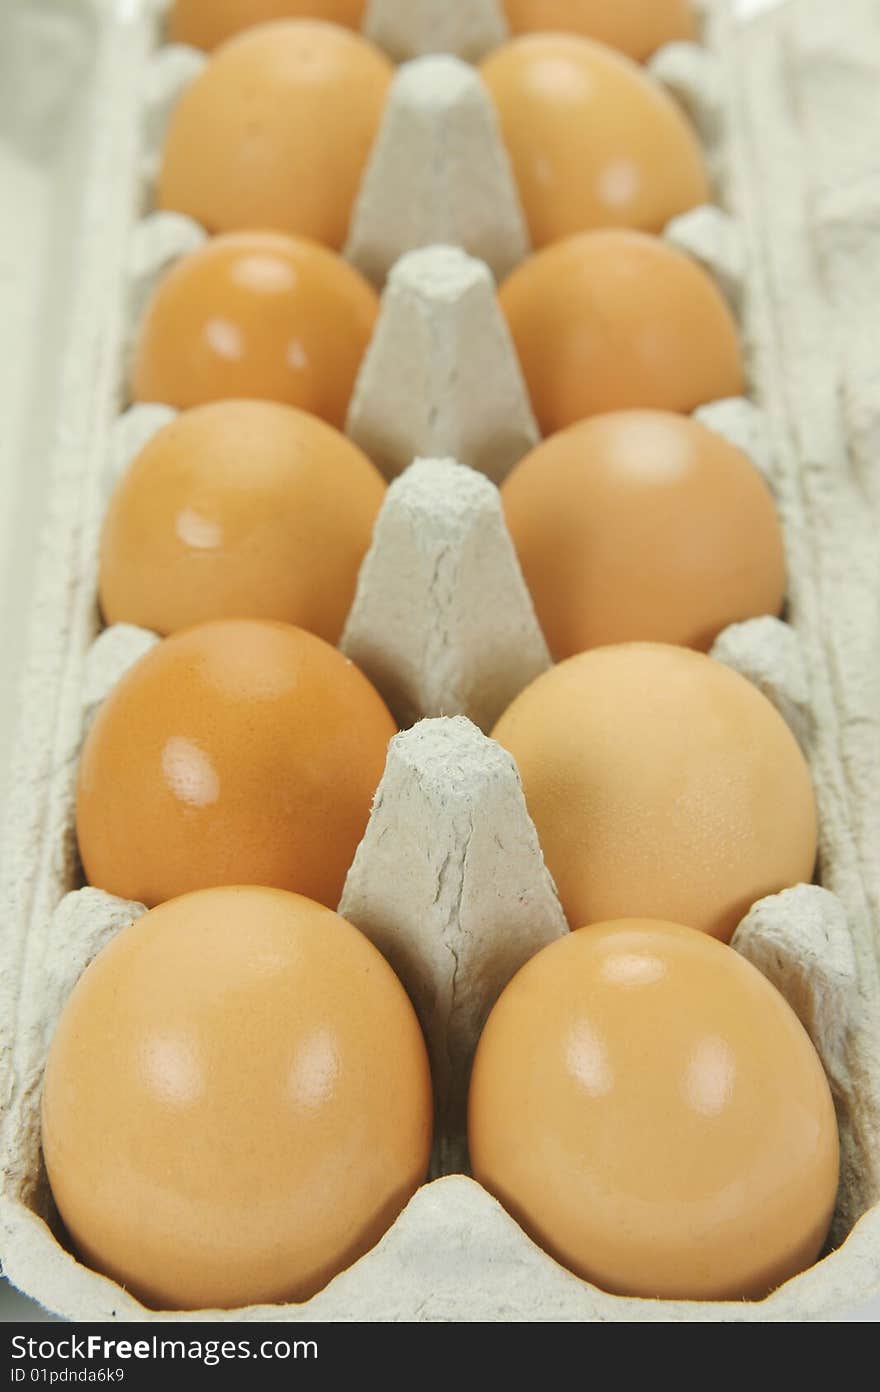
(344, 54), (529, 286)
(338, 715), (568, 1174)
(346, 245), (539, 481)
(2, 0), (880, 1322)
(362, 0), (508, 66)
(340, 456), (551, 729)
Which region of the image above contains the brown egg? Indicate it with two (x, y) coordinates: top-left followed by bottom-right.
(169, 1), (368, 50)
(42, 886), (432, 1309)
(499, 230), (745, 434)
(76, 620), (396, 908)
(99, 401), (385, 642)
(480, 34), (709, 248)
(491, 643), (817, 941)
(502, 411), (786, 658)
(130, 232), (378, 426)
(469, 920), (839, 1301)
(502, 0), (697, 62)
(158, 21), (392, 247)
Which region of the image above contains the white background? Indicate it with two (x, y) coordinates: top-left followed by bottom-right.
(0, 0), (877, 1324)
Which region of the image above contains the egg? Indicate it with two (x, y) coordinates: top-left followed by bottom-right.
(491, 643), (817, 941)
(130, 232), (378, 426)
(158, 21), (392, 247)
(502, 411), (786, 657)
(76, 620), (396, 908)
(480, 34), (709, 247)
(169, 1), (368, 50)
(468, 920), (839, 1301)
(42, 886), (432, 1309)
(502, 1), (697, 62)
(99, 401), (385, 642)
(499, 230), (745, 434)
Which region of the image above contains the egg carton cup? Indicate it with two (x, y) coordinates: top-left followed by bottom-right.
(2, 0), (880, 1322)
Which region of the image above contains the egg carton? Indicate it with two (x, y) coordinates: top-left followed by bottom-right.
(1, 0), (879, 1323)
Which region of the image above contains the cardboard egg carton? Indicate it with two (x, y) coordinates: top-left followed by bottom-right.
(2, 0), (879, 1322)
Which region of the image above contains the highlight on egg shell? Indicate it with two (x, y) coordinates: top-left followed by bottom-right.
(499, 230), (745, 434)
(468, 919), (839, 1301)
(501, 410), (786, 657)
(75, 619), (397, 908)
(480, 32), (710, 247)
(99, 400), (385, 642)
(130, 231), (379, 427)
(158, 20), (392, 247)
(41, 886), (433, 1310)
(491, 642), (818, 942)
(501, 0), (698, 62)
(168, 1), (368, 51)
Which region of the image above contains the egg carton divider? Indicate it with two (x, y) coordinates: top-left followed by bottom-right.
(2, 0), (880, 1321)
(344, 54), (529, 287)
(339, 456), (551, 730)
(345, 244), (539, 484)
(362, 0), (509, 67)
(338, 715), (569, 1175)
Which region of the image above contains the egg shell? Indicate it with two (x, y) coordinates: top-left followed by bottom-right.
(158, 21), (392, 247)
(75, 619), (397, 908)
(41, 886), (432, 1309)
(130, 231), (379, 425)
(492, 642), (818, 942)
(469, 920), (839, 1300)
(502, 0), (698, 62)
(98, 400), (385, 642)
(168, 1), (368, 50)
(481, 33), (710, 247)
(499, 229), (745, 434)
(501, 410), (786, 657)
